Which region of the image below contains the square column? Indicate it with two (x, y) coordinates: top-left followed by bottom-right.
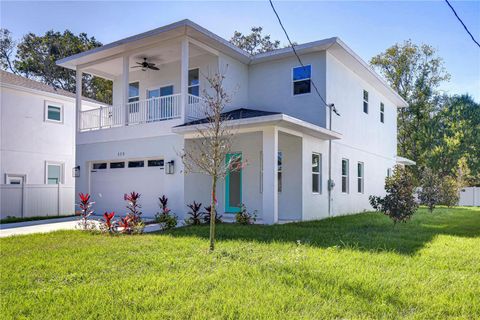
(180, 38), (189, 123)
(75, 68), (83, 133)
(262, 127), (279, 224)
(122, 55), (130, 126)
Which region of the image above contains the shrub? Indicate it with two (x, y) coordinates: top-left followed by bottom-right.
(418, 168), (441, 213)
(122, 191), (144, 234)
(235, 204), (256, 225)
(155, 195), (178, 230)
(99, 211), (117, 233)
(369, 165), (418, 225)
(76, 193), (96, 231)
(185, 201), (203, 225)
(203, 205), (223, 224)
(439, 176), (460, 207)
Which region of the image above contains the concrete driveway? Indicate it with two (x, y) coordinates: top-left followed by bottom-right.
(0, 216), (161, 237)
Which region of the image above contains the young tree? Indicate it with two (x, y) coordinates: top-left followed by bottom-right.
(369, 165), (418, 225)
(180, 70), (241, 251)
(418, 168), (441, 213)
(439, 176), (460, 207)
(230, 27), (281, 55)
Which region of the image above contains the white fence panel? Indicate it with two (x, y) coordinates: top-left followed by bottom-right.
(0, 184), (75, 219)
(459, 187), (480, 206)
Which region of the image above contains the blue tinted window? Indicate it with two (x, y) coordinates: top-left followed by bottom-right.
(293, 65), (311, 81)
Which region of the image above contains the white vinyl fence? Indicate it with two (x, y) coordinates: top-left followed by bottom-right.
(459, 187), (480, 206)
(0, 184), (75, 219)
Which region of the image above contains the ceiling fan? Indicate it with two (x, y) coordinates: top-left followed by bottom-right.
(131, 58), (159, 71)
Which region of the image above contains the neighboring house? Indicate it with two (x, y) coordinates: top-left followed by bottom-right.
(0, 70), (103, 218)
(57, 19), (410, 224)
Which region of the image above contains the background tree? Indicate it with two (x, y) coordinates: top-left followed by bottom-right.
(418, 168), (441, 213)
(370, 40), (450, 179)
(369, 165), (418, 225)
(230, 26), (282, 54)
(439, 177), (460, 207)
(0, 28), (17, 73)
(180, 69), (242, 251)
(1, 29), (112, 104)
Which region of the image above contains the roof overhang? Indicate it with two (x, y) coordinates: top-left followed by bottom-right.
(172, 114), (342, 141)
(396, 156), (416, 166)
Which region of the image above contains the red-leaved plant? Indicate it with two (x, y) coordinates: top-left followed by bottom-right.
(155, 195), (177, 230)
(124, 191), (142, 223)
(185, 201), (202, 225)
(102, 211), (116, 232)
(77, 193), (95, 230)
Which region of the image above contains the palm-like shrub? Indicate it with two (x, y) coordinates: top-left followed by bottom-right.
(203, 205), (223, 224)
(155, 195), (177, 230)
(77, 193), (96, 231)
(185, 201), (203, 225)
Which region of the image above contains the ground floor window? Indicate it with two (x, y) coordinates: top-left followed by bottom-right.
(46, 162), (63, 184)
(357, 162), (364, 193)
(312, 153), (322, 193)
(277, 151), (282, 193)
(342, 159), (349, 193)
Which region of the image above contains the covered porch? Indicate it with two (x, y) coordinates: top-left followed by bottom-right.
(173, 109), (342, 224)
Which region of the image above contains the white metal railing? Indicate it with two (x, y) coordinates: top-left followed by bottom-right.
(80, 93), (207, 131)
(186, 94), (207, 120)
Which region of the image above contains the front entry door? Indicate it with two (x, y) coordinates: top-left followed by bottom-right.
(147, 85), (174, 121)
(225, 153), (242, 212)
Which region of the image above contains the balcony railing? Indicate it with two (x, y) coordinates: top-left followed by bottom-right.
(80, 93), (206, 131)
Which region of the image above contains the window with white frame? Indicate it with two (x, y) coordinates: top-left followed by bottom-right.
(363, 90), (369, 114)
(188, 69), (200, 96)
(387, 168), (392, 177)
(293, 65), (311, 95)
(44, 101), (63, 122)
(380, 102), (385, 123)
(312, 153), (322, 193)
(341, 159), (349, 193)
(357, 162), (364, 193)
(46, 162), (63, 184)
(260, 151), (263, 193)
(128, 82), (140, 113)
(6, 174), (25, 185)
(277, 151), (283, 192)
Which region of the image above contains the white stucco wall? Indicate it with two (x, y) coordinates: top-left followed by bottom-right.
(248, 52), (327, 127)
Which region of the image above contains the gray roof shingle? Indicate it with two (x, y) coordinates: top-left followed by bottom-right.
(178, 108), (281, 127)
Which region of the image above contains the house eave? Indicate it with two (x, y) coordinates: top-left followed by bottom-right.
(172, 114), (342, 141)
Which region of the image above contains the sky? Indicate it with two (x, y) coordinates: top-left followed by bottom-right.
(1, 0), (479, 100)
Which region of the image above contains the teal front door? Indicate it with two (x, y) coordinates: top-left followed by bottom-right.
(225, 153), (242, 212)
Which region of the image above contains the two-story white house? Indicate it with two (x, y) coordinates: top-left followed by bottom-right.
(0, 70), (103, 218)
(57, 19), (409, 224)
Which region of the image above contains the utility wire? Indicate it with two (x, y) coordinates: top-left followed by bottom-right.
(444, 0), (480, 48)
(268, 0), (338, 115)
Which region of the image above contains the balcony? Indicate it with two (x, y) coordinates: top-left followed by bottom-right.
(80, 94), (205, 131)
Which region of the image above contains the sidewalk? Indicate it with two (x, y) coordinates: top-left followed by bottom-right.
(0, 216), (161, 238)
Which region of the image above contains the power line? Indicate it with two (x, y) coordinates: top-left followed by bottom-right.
(268, 0), (338, 114)
(444, 0), (480, 48)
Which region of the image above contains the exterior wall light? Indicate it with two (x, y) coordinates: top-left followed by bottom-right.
(73, 166), (80, 178)
(165, 161), (175, 174)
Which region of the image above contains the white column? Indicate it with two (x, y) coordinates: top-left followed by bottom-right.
(180, 37), (189, 123)
(262, 126), (279, 224)
(122, 55), (130, 126)
(75, 68), (83, 132)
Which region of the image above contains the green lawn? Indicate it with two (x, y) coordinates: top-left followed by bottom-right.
(1, 207), (479, 319)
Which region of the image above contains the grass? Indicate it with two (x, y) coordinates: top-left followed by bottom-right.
(1, 207), (479, 319)
(0, 215), (75, 224)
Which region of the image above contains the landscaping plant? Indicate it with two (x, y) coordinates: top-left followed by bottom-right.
(155, 195), (178, 230)
(185, 201), (203, 225)
(418, 167), (441, 213)
(203, 205), (223, 224)
(369, 165), (418, 225)
(123, 191), (144, 234)
(99, 211), (117, 233)
(76, 193), (96, 231)
(439, 176), (460, 207)
(235, 204), (256, 225)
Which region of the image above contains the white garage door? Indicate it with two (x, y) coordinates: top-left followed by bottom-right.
(90, 160), (165, 217)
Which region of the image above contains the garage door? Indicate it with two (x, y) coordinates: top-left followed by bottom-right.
(90, 160), (165, 217)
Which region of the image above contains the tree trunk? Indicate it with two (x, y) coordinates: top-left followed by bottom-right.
(209, 175), (217, 251)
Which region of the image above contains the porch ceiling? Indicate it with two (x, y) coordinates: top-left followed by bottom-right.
(81, 40), (211, 79)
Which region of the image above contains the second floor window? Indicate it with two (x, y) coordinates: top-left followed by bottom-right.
(380, 102), (385, 123)
(45, 101), (63, 123)
(293, 65), (311, 95)
(188, 69), (199, 96)
(363, 90), (369, 114)
(129, 82), (139, 103)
